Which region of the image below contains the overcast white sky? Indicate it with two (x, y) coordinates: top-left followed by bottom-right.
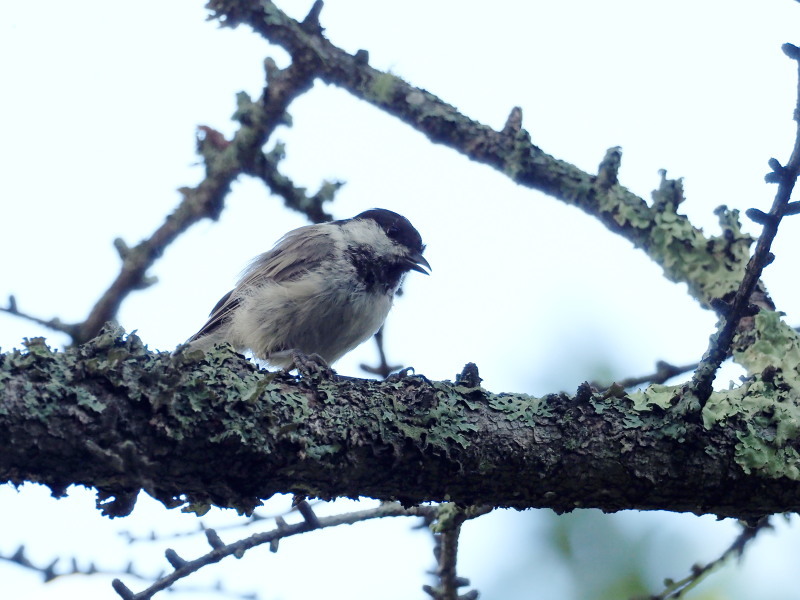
(2, 1), (800, 599)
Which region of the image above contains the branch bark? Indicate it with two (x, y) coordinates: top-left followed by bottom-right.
(2, 327), (799, 522)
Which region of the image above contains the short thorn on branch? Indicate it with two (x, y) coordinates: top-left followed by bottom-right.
(782, 42), (800, 61)
(595, 146), (622, 191)
(300, 0), (324, 34)
(501, 106), (523, 137)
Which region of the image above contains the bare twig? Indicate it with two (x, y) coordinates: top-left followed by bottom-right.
(112, 502), (438, 600)
(0, 545), (256, 599)
(641, 518), (771, 600)
(117, 501), (326, 544)
(423, 505), (490, 600)
(293, 498), (321, 530)
(0, 295), (81, 339)
(596, 319), (800, 392)
(689, 44), (800, 405)
(594, 360), (701, 391)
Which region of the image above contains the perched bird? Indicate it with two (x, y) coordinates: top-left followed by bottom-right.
(181, 208), (429, 368)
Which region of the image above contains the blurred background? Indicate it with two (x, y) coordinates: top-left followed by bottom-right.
(2, 1), (800, 598)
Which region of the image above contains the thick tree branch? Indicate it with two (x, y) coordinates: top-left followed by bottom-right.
(3, 328), (800, 521)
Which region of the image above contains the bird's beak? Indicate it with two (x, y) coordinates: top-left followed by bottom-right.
(406, 253), (431, 275)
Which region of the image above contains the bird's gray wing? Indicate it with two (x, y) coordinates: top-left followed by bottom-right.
(184, 289), (238, 343)
(236, 224), (334, 287)
(186, 224), (334, 344)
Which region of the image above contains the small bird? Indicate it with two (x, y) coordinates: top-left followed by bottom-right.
(181, 208), (430, 369)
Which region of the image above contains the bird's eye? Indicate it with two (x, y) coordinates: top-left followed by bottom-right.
(386, 225), (400, 238)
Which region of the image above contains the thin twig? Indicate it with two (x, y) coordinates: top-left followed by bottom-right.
(117, 501), (325, 544)
(423, 504), (490, 600)
(594, 360), (700, 391)
(0, 295), (81, 339)
(0, 546), (256, 599)
(640, 518), (770, 600)
(434, 517), (467, 600)
(689, 44), (800, 405)
(596, 320), (800, 392)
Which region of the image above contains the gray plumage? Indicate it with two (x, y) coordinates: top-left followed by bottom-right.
(182, 209), (429, 368)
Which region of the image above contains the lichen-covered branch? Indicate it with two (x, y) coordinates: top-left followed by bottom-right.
(206, 0), (757, 313)
(3, 327), (800, 521)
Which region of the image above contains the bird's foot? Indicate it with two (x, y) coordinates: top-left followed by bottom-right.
(289, 350), (336, 380)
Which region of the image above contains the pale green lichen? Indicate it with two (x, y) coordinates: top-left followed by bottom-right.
(627, 383), (678, 412)
(430, 502), (461, 533)
(647, 206), (752, 305)
(487, 392), (553, 420)
(596, 186), (652, 230)
(699, 310), (800, 480)
(368, 72), (399, 104)
(735, 430), (800, 480)
(623, 309), (800, 480)
(734, 310), (800, 375)
(596, 172), (753, 308)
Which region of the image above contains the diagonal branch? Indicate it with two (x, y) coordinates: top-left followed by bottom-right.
(689, 44), (800, 405)
(645, 518), (770, 599)
(4, 53), (331, 346)
(0, 295), (83, 339)
(71, 59), (316, 345)
(206, 0), (756, 314)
